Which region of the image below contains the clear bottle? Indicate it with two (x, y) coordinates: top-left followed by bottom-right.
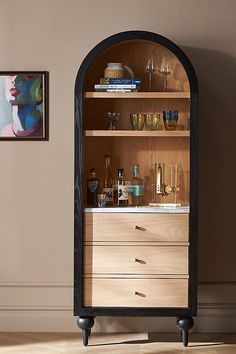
(86, 168), (99, 207)
(128, 164), (144, 206)
(101, 154), (114, 205)
(113, 169), (129, 206)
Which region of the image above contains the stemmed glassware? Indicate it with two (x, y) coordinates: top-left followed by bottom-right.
(158, 57), (173, 91)
(104, 112), (120, 130)
(144, 56), (157, 92)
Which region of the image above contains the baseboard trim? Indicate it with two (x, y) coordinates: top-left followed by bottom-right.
(0, 282), (235, 332)
(0, 282), (72, 288)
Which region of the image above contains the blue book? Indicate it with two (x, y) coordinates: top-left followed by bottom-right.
(100, 78), (141, 85)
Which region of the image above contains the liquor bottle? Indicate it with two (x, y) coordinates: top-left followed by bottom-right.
(128, 164), (144, 206)
(101, 154), (114, 205)
(86, 168), (99, 207)
(113, 168), (129, 206)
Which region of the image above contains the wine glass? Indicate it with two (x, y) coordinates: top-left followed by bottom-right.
(158, 57), (173, 91)
(104, 112), (120, 130)
(144, 56), (157, 91)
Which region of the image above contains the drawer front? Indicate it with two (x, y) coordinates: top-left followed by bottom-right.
(84, 245), (188, 275)
(84, 278), (188, 307)
(84, 213), (188, 242)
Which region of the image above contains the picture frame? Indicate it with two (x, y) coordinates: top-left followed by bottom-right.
(0, 71), (49, 140)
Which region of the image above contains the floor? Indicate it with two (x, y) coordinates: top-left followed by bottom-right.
(0, 332), (235, 353)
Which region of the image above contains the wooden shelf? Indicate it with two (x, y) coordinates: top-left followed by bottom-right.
(84, 130), (190, 137)
(85, 92), (190, 99)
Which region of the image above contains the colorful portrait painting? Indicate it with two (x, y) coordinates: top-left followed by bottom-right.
(0, 72), (48, 140)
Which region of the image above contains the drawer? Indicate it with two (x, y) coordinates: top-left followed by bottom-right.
(84, 213), (188, 242)
(84, 245), (188, 275)
(84, 278), (188, 307)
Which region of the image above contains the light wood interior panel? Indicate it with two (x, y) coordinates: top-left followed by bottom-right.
(82, 39), (190, 207)
(84, 245), (188, 275)
(84, 39), (190, 92)
(84, 213), (189, 242)
(84, 278), (188, 307)
(84, 137), (189, 205)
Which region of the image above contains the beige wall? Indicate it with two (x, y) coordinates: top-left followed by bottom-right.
(0, 0), (235, 332)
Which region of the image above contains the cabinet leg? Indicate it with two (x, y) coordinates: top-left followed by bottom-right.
(77, 316), (95, 346)
(176, 317), (194, 347)
(182, 330), (189, 347)
(82, 330), (89, 346)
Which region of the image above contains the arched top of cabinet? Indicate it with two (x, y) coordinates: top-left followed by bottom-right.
(75, 31), (198, 96)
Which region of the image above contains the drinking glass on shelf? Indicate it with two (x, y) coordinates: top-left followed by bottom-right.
(144, 56), (157, 91)
(130, 113), (145, 130)
(104, 112), (120, 130)
(97, 193), (107, 207)
(158, 57), (173, 91)
(163, 110), (179, 130)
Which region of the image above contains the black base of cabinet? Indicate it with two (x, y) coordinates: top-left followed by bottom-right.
(77, 316), (194, 347)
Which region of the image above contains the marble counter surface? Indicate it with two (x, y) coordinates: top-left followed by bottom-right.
(84, 206), (190, 214)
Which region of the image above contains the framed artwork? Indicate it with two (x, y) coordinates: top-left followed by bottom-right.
(0, 71), (49, 140)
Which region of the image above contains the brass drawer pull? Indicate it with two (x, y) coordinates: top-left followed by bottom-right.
(134, 291), (146, 298)
(134, 258), (146, 264)
(134, 225), (145, 231)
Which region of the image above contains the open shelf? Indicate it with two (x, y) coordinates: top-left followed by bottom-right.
(84, 130), (190, 137)
(85, 92), (190, 99)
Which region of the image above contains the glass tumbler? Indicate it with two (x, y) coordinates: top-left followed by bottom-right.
(97, 193), (106, 207)
(163, 110), (179, 130)
(145, 113), (160, 130)
(130, 113), (145, 130)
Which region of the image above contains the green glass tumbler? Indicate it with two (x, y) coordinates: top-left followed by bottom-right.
(145, 113), (160, 130)
(130, 113), (145, 130)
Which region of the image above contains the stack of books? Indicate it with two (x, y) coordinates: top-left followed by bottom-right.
(94, 78), (141, 92)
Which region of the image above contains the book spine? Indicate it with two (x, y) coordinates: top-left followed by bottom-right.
(100, 78), (141, 84)
(106, 89), (137, 92)
(95, 84), (137, 89)
(95, 89), (137, 92)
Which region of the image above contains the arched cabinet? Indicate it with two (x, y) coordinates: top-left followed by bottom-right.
(74, 31), (198, 347)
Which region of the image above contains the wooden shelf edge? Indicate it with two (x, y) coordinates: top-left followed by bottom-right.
(84, 92), (190, 99)
(84, 130), (190, 137)
(83, 274), (190, 279)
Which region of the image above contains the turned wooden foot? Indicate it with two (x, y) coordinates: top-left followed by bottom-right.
(176, 317), (194, 347)
(77, 316), (95, 346)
